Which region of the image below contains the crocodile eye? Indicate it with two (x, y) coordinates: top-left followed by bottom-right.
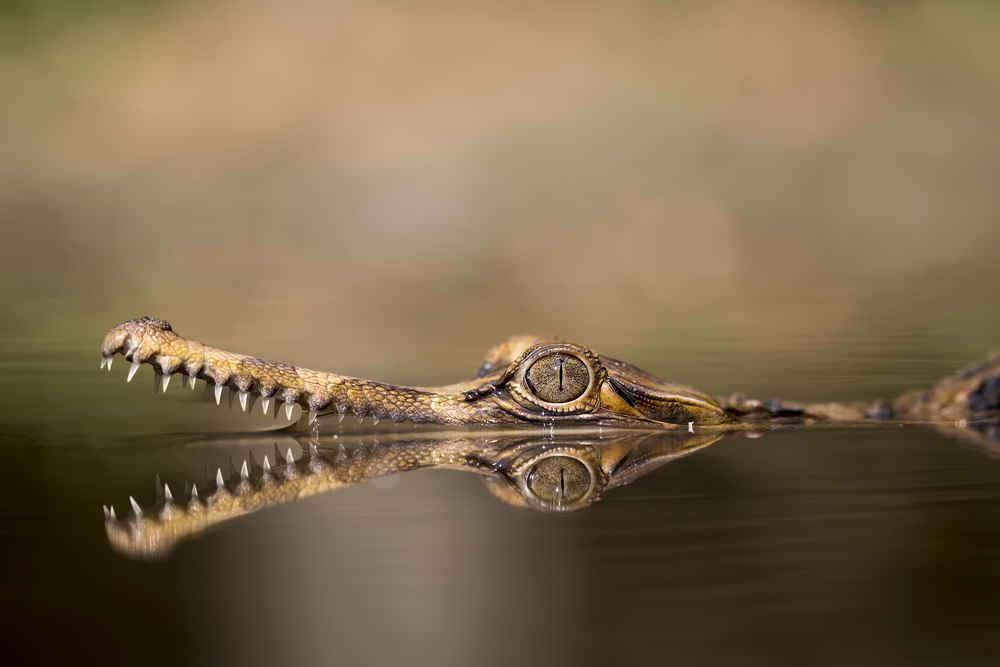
(527, 456), (592, 505)
(525, 353), (590, 403)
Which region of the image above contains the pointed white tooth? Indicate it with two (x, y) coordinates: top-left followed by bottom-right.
(163, 483), (173, 503)
(127, 358), (141, 382)
(129, 496), (142, 517)
(262, 396), (271, 415)
(181, 374), (189, 389)
(162, 373), (172, 392)
(153, 371), (161, 395)
(337, 412), (345, 423)
(216, 468), (225, 489)
(285, 402), (294, 420)
(190, 483), (199, 500)
(308, 408), (317, 423)
(110, 505), (118, 521)
(103, 505), (110, 519)
(214, 384), (223, 405)
(107, 356), (113, 371)
(286, 448), (294, 467)
(188, 372), (197, 390)
(372, 417), (380, 426)
(240, 460), (249, 481)
(100, 356), (108, 369)
(263, 455), (271, 473)
(239, 390), (248, 412)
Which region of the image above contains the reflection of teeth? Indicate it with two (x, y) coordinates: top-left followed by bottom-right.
(127, 359), (141, 383)
(129, 496), (142, 518)
(214, 385), (223, 405)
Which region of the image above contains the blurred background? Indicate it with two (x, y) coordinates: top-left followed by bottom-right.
(3, 0), (1000, 436)
(2, 1), (1000, 664)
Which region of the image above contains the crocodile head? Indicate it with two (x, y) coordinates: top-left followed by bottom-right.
(101, 318), (740, 429)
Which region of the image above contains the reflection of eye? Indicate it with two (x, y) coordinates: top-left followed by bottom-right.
(527, 456), (592, 505)
(525, 353), (589, 403)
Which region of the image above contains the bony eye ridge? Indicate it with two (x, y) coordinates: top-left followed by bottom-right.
(525, 353), (590, 403)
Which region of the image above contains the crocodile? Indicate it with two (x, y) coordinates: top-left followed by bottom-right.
(99, 317), (1000, 430)
(100, 317), (1000, 561)
(105, 430), (723, 561)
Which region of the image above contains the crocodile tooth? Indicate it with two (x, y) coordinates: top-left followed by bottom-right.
(286, 448), (295, 468)
(214, 384), (223, 405)
(103, 505), (110, 519)
(188, 372), (197, 390)
(262, 455), (271, 474)
(100, 356), (108, 369)
(239, 390), (248, 411)
(216, 468), (225, 489)
(247, 393), (258, 413)
(190, 483), (199, 501)
(153, 371), (162, 395)
(285, 402), (294, 420)
(129, 496), (142, 518)
(106, 356), (113, 371)
(127, 358), (141, 383)
(261, 396), (271, 415)
(155, 473), (164, 500)
(337, 412), (345, 423)
(240, 460), (249, 482)
(163, 483), (173, 503)
(181, 374), (189, 389)
(109, 505), (118, 521)
(161, 373), (172, 393)
(371, 417), (380, 426)
(308, 408), (317, 423)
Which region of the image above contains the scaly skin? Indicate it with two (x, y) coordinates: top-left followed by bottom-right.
(100, 317), (1000, 560)
(97, 317), (917, 429)
(99, 317), (1000, 428)
(106, 430), (724, 561)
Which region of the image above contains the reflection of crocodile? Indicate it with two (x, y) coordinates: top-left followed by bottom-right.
(101, 317), (1000, 429)
(105, 431), (723, 561)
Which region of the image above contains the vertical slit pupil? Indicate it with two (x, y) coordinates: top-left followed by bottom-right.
(559, 358), (564, 391)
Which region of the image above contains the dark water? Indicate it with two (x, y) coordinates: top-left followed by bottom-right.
(4, 403), (1000, 665)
